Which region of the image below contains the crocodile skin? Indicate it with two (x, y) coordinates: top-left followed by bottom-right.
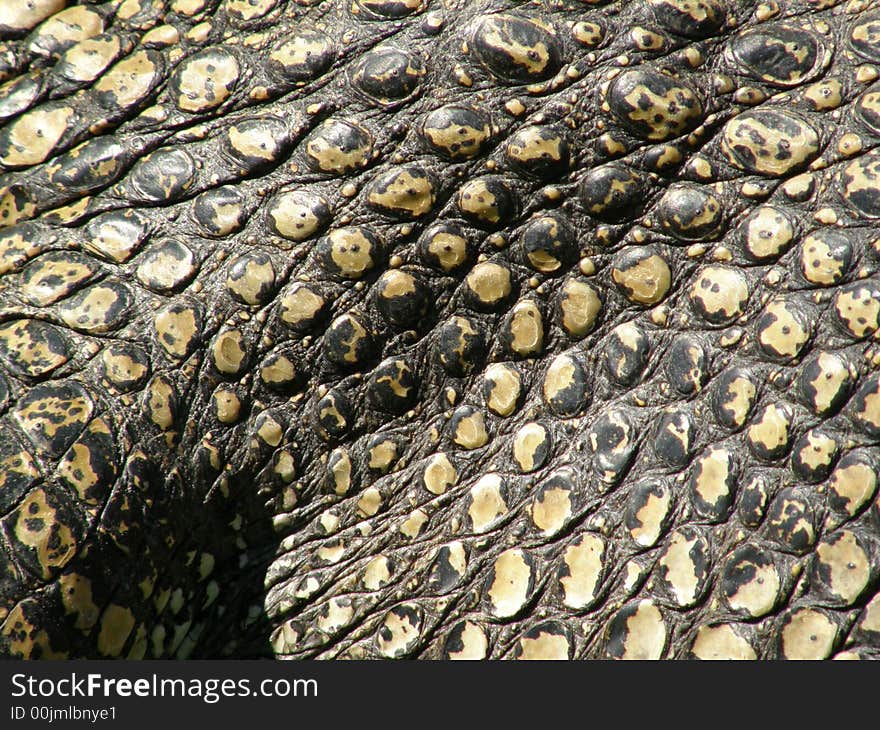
(0, 0), (879, 660)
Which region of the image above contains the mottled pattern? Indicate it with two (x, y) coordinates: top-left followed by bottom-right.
(0, 0), (879, 661)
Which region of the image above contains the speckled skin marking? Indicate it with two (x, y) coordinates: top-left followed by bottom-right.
(1, 0), (879, 662)
(171, 47), (240, 113)
(722, 109), (820, 177)
(422, 105), (492, 161)
(607, 68), (703, 142)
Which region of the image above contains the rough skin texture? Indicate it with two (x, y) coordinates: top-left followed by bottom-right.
(0, 0), (879, 660)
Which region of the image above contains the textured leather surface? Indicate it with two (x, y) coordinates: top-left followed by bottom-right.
(0, 0), (879, 659)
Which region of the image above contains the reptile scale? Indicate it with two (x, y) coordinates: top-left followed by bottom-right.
(0, 0), (879, 660)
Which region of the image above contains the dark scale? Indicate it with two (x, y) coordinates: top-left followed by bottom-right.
(316, 227), (383, 280)
(323, 313), (376, 369)
(267, 29), (335, 86)
(0, 73), (42, 121)
(850, 373), (880, 438)
(470, 14), (563, 84)
(134, 239), (196, 294)
(367, 357), (419, 414)
(0, 100), (74, 170)
(464, 473), (510, 533)
(721, 109), (819, 178)
(738, 474), (771, 528)
(512, 622), (571, 660)
(826, 450), (879, 519)
(211, 328), (250, 378)
(809, 530), (874, 607)
(278, 282), (328, 333)
(435, 316), (485, 377)
(227, 252), (277, 305)
(728, 25), (822, 88)
(449, 405), (488, 447)
(325, 447), (357, 495)
(712, 368), (759, 430)
(350, 47), (426, 107)
(93, 49), (165, 118)
(849, 11), (880, 63)
(838, 150), (880, 218)
(664, 336), (708, 395)
(421, 105), (492, 161)
(55, 280), (131, 334)
(355, 0), (426, 20)
(518, 215), (576, 274)
(365, 165), (436, 219)
(426, 544), (468, 594)
(624, 481), (673, 547)
(656, 184), (724, 242)
(530, 470), (583, 536)
(222, 117), (292, 175)
(650, 0), (726, 39)
(833, 280), (880, 340)
(12, 381), (94, 458)
(418, 222), (472, 273)
(796, 351), (852, 417)
(543, 353), (589, 417)
(747, 402), (795, 462)
(580, 164), (644, 221)
(0, 370), (9, 412)
(45, 136), (129, 195)
(603, 323), (650, 387)
(504, 125), (570, 180)
(790, 429), (839, 483)
(144, 374), (180, 433)
(607, 68), (704, 142)
(314, 389), (353, 442)
(765, 488), (817, 555)
(259, 350), (301, 392)
(456, 177), (517, 228)
(481, 547), (536, 617)
(97, 343), (151, 393)
(192, 186), (246, 237)
(798, 229), (853, 287)
(855, 85), (880, 136)
(83, 209), (149, 263)
(652, 410), (695, 469)
(125, 147), (196, 204)
(553, 530), (609, 614)
(3, 481), (86, 582)
(769, 611), (843, 662)
(305, 120), (373, 176)
(365, 434), (400, 474)
(588, 409), (638, 487)
(0, 318), (71, 378)
(374, 270), (429, 329)
(1, 0), (879, 661)
(154, 300), (203, 362)
(0, 438), (40, 514)
(654, 526), (711, 608)
(611, 245), (671, 307)
(604, 601), (668, 660)
(443, 620), (486, 659)
(167, 47), (240, 114)
(265, 190), (332, 242)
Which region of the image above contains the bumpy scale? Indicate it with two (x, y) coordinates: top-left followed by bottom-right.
(0, 0), (878, 662)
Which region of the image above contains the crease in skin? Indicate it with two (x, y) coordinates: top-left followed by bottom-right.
(1, 0), (879, 661)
